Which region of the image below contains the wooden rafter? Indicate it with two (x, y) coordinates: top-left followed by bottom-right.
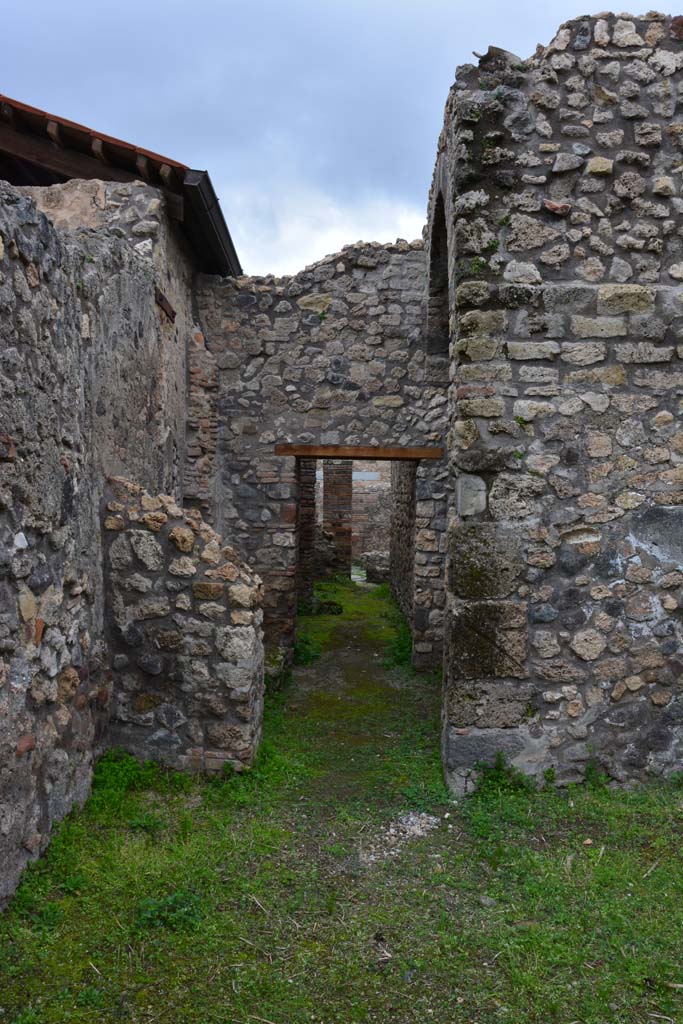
(0, 120), (184, 221)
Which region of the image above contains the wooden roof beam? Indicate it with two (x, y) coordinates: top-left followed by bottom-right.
(0, 120), (184, 221)
(91, 137), (109, 164)
(136, 153), (150, 179)
(46, 120), (62, 147)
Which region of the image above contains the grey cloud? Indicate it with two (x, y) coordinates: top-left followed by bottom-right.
(5, 0), (594, 271)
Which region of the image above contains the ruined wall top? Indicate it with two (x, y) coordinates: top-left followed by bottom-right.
(434, 10), (683, 788)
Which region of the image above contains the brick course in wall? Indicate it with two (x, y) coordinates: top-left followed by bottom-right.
(322, 460), (353, 576)
(296, 459), (317, 606)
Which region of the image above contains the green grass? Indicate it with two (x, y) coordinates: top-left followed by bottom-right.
(1, 580), (683, 1023)
(296, 578), (412, 666)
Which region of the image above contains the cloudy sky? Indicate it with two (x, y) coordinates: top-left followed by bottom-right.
(6, 0), (593, 275)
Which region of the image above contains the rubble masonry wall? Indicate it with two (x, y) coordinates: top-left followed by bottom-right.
(437, 12), (683, 790)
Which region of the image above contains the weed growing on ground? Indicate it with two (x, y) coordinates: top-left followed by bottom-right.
(2, 580), (683, 1024)
(135, 890), (204, 931)
(292, 633), (321, 665)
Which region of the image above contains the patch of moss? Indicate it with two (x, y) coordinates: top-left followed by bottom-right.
(132, 693), (162, 713)
(467, 256), (488, 276)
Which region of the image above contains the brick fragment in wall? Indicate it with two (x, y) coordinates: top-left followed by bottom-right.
(322, 461), (353, 576)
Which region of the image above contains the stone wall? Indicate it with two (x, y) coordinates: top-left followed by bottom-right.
(197, 241), (448, 665)
(437, 12), (683, 790)
(0, 182), (191, 903)
(104, 478), (264, 773)
(18, 179), (199, 498)
(0, 180), (265, 906)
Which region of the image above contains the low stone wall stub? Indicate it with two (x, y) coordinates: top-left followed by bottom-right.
(103, 478), (265, 774)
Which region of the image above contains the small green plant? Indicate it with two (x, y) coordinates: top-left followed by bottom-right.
(514, 415), (527, 427)
(543, 765), (556, 787)
(135, 889), (204, 932)
(293, 634), (322, 665)
(585, 759), (608, 790)
(93, 749), (161, 795)
(473, 752), (535, 795)
(513, 449), (524, 459)
(484, 238), (499, 253)
(128, 811), (164, 837)
(26, 900), (63, 931)
(59, 871), (87, 894)
(12, 1010), (40, 1024)
(401, 776), (449, 812)
(381, 610), (413, 670)
(498, 213), (511, 226)
(76, 984), (107, 1008)
(90, 749), (191, 814)
(468, 256), (487, 276)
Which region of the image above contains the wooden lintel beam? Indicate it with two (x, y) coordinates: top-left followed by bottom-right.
(0, 103), (15, 125)
(0, 120), (184, 221)
(274, 444), (444, 461)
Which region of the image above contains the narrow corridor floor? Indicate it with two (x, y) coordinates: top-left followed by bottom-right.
(2, 580), (683, 1024)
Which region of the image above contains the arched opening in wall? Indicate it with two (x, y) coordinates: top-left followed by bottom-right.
(426, 193), (450, 386)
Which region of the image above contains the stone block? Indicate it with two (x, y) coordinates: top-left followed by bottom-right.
(456, 475), (487, 517)
(446, 600), (528, 680)
(596, 285), (655, 315)
(447, 522), (522, 599)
